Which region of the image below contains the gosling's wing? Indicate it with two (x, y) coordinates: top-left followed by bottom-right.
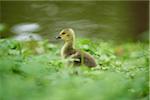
(71, 50), (97, 67)
(82, 51), (97, 67)
(69, 51), (82, 66)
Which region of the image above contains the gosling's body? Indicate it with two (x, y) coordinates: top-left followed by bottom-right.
(56, 28), (97, 67)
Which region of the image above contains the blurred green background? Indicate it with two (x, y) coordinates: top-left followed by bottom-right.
(0, 1), (149, 100)
(0, 1), (149, 42)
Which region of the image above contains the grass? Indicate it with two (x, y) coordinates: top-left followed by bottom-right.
(0, 38), (149, 100)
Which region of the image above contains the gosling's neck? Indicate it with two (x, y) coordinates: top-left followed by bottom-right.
(61, 40), (75, 58)
(64, 40), (74, 49)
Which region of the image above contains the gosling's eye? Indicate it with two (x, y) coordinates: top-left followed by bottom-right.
(62, 32), (65, 35)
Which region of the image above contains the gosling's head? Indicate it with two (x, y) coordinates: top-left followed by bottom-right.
(56, 28), (75, 42)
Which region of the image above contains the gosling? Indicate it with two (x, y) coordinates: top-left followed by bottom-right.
(56, 28), (97, 67)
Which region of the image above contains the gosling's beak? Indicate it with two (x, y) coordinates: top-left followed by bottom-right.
(56, 36), (61, 39)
